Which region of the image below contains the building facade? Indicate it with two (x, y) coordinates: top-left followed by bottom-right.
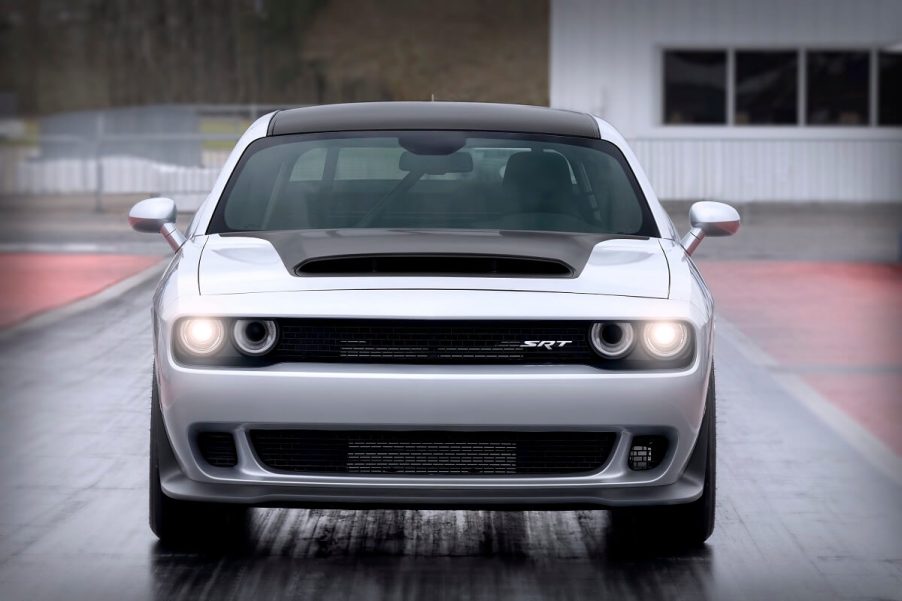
(550, 0), (902, 202)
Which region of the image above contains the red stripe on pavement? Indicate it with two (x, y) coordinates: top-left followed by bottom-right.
(0, 253), (162, 328)
(699, 261), (902, 455)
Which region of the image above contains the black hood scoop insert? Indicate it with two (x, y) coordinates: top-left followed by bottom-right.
(297, 254), (574, 278)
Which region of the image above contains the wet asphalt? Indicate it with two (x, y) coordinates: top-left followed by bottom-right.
(0, 275), (899, 601)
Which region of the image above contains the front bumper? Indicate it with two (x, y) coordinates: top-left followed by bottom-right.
(156, 352), (713, 508)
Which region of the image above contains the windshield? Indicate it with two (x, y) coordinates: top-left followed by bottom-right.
(208, 131), (658, 237)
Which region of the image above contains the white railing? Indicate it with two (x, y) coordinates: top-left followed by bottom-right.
(2, 127), (900, 204)
(629, 136), (902, 203)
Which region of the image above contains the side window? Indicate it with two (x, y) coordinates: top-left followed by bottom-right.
(335, 147), (405, 180)
(289, 147), (327, 181)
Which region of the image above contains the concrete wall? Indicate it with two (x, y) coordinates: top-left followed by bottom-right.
(550, 0), (902, 202)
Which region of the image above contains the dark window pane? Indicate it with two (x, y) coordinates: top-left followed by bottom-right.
(879, 52), (902, 126)
(664, 51), (727, 124)
(806, 51), (870, 125)
(735, 51), (798, 125)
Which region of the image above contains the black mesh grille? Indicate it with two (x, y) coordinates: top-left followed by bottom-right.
(197, 432), (238, 467)
(628, 435), (669, 471)
(249, 430), (616, 475)
(272, 319), (594, 364)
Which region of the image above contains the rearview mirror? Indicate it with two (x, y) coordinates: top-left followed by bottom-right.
(128, 197), (186, 252)
(681, 201), (740, 256)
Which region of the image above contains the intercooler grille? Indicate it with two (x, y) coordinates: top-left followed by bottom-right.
(249, 430), (616, 475)
(271, 319), (595, 364)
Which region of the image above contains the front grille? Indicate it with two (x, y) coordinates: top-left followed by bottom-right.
(272, 319), (595, 365)
(197, 432), (238, 467)
(249, 430), (616, 475)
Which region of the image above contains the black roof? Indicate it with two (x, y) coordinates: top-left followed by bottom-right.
(268, 102), (599, 138)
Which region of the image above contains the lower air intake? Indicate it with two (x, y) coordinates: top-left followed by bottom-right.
(197, 432), (238, 468)
(249, 430), (616, 476)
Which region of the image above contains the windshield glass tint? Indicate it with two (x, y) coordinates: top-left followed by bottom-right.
(209, 131), (657, 237)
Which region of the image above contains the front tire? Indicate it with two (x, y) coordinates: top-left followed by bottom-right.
(609, 369), (716, 547)
(149, 371), (247, 545)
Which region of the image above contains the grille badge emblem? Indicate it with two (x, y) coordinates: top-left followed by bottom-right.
(519, 340), (573, 349)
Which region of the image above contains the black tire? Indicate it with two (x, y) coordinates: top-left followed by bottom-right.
(149, 370), (248, 546)
(609, 369), (716, 547)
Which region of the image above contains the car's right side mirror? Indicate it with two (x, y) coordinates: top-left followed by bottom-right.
(681, 201), (741, 256)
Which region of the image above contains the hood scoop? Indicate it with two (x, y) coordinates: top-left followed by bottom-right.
(296, 254), (573, 278)
(200, 231), (671, 299)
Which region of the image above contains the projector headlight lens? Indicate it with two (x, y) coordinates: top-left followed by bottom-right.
(177, 318), (226, 356)
(589, 322), (636, 359)
(232, 319), (279, 356)
(643, 322), (690, 359)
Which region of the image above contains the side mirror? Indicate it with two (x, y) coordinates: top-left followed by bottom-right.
(128, 197), (187, 252)
(681, 201), (740, 256)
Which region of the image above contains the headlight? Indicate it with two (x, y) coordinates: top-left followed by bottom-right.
(642, 322), (690, 359)
(232, 319), (279, 356)
(589, 322), (635, 359)
(177, 318), (226, 356)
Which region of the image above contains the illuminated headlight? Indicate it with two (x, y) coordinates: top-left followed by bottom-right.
(232, 319), (279, 356)
(177, 318), (226, 356)
(589, 322), (635, 359)
(642, 322), (690, 359)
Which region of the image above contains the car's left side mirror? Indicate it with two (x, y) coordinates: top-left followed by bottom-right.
(128, 197), (187, 252)
(681, 201), (741, 256)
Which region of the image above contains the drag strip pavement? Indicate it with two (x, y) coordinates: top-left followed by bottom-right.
(0, 280), (899, 601)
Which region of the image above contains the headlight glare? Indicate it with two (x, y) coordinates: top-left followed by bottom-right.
(643, 322), (690, 359)
(589, 322), (635, 359)
(177, 318), (226, 356)
(232, 319), (279, 356)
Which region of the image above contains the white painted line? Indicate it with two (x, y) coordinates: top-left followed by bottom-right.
(0, 259), (168, 340)
(718, 315), (902, 486)
(716, 318), (777, 368)
(774, 373), (902, 485)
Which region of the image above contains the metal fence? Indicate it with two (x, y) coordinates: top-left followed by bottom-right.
(0, 104), (292, 210)
(2, 105), (901, 205)
(0, 134), (238, 210)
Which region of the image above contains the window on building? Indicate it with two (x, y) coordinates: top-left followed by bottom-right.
(878, 52), (902, 126)
(806, 51), (870, 125)
(735, 51), (798, 125)
(663, 51), (727, 124)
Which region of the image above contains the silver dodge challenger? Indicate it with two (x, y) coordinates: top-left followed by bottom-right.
(129, 102), (739, 546)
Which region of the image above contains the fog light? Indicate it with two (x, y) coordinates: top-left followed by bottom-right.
(232, 319), (279, 356)
(628, 435), (669, 471)
(177, 318), (226, 356)
(642, 322), (690, 359)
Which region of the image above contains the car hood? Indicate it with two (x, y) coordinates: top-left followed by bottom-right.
(197, 230), (670, 299)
